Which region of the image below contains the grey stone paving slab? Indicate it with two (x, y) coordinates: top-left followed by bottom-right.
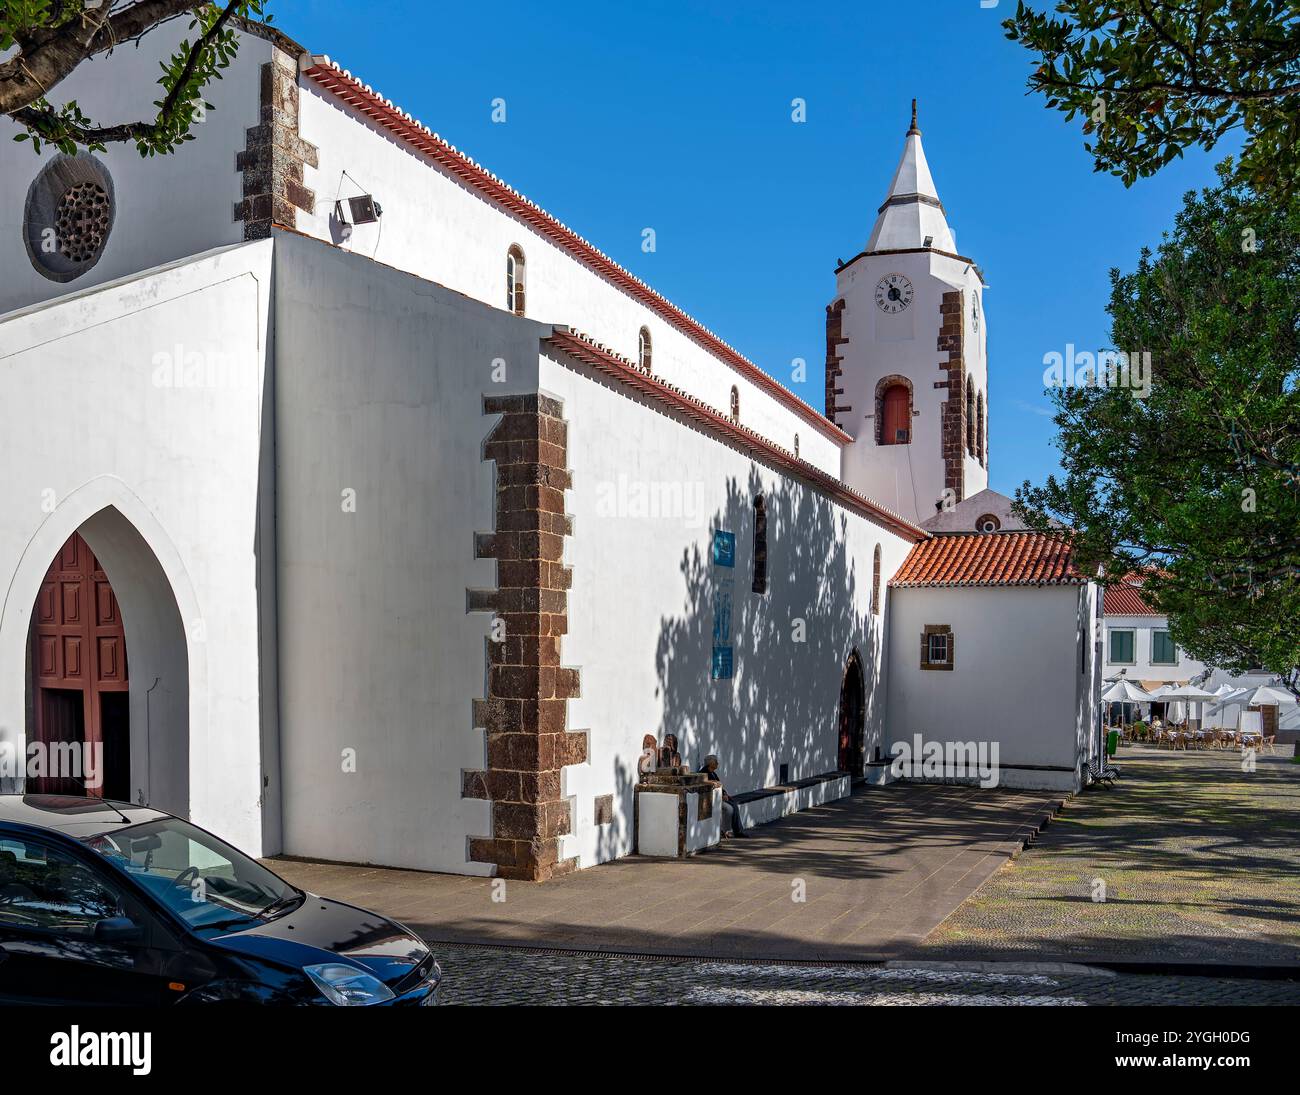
(268, 781), (1065, 961)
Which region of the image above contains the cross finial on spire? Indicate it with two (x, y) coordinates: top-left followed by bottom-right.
(908, 98), (920, 136)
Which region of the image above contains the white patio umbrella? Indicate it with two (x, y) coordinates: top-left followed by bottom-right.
(1205, 687), (1253, 729)
(1248, 685), (1299, 707)
(1160, 684), (1217, 729)
(1102, 680), (1151, 727)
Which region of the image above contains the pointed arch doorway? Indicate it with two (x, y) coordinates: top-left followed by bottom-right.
(14, 499), (193, 817)
(28, 532), (130, 799)
(837, 650), (867, 775)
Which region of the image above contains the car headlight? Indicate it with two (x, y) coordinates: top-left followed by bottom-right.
(304, 963), (396, 1006)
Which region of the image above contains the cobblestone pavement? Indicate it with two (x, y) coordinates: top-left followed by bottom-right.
(924, 748), (1300, 965)
(430, 944), (1300, 1005)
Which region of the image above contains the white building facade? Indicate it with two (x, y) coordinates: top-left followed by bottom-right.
(0, 23), (1099, 880)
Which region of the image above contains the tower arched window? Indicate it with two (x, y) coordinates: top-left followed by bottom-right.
(638, 327), (653, 373)
(966, 377), (976, 455)
(506, 245), (526, 316)
(976, 391), (985, 466)
(729, 386), (740, 423)
(793, 433), (800, 459)
(752, 495), (768, 595)
(871, 544), (882, 616)
(877, 378), (911, 445)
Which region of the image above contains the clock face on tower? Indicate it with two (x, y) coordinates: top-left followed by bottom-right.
(874, 273), (913, 314)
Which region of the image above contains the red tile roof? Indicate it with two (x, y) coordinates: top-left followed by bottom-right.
(889, 532), (1085, 588)
(301, 57), (852, 446)
(1103, 584), (1159, 615)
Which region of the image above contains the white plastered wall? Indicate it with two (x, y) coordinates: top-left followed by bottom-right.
(270, 229), (552, 873)
(540, 351), (917, 869)
(292, 76), (844, 478)
(0, 240), (275, 853)
(886, 584), (1090, 791)
(0, 25), (269, 316)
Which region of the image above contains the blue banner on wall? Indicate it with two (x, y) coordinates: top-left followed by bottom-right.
(711, 528), (735, 680)
(712, 530), (735, 568)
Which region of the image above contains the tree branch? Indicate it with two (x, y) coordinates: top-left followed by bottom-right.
(0, 0), (201, 116)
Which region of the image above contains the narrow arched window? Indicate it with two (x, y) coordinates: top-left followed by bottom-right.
(966, 377), (976, 454)
(730, 386), (740, 423)
(977, 391), (985, 466)
(880, 383), (910, 444)
(793, 433), (800, 459)
(872, 544), (882, 616)
(752, 495), (768, 594)
(506, 245), (526, 315)
(638, 326), (652, 372)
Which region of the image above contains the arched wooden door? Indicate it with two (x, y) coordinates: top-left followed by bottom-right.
(29, 532), (129, 798)
(837, 651), (866, 774)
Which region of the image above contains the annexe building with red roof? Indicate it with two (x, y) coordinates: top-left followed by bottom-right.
(886, 490), (1103, 791)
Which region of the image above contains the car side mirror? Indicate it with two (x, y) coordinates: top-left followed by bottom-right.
(93, 916), (142, 944)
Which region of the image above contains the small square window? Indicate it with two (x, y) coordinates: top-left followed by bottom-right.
(921, 625), (953, 670)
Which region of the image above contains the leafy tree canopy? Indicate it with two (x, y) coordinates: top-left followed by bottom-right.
(1005, 1), (1300, 201)
(2, 1), (271, 157)
(1016, 165), (1300, 689)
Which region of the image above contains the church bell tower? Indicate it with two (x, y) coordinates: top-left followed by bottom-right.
(826, 102), (989, 525)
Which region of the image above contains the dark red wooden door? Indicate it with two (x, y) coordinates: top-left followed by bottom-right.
(881, 385), (910, 445)
(837, 654), (865, 774)
(30, 533), (128, 796)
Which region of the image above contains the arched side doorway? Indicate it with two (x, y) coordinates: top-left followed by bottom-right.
(837, 649), (866, 775)
(28, 532), (130, 798)
(4, 493), (195, 817)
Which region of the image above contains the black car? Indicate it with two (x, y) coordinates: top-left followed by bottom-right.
(0, 795), (440, 1005)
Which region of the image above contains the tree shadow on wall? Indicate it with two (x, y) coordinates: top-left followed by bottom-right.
(653, 467), (883, 795)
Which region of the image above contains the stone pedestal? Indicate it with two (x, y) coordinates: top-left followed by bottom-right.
(635, 780), (720, 857)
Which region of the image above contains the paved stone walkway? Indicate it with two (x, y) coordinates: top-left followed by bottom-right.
(924, 748), (1300, 966)
(270, 782), (1063, 961)
(429, 945), (1300, 1006)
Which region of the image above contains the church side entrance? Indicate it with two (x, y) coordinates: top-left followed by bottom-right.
(29, 532), (130, 799)
(837, 649), (866, 775)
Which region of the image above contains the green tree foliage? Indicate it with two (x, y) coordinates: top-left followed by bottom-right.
(1016, 168), (1300, 689)
(2, 1), (271, 157)
(1004, 1), (1300, 201)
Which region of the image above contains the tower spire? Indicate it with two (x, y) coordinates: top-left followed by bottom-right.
(865, 102), (954, 253)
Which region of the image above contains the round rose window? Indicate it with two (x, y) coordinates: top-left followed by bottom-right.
(23, 154), (116, 282)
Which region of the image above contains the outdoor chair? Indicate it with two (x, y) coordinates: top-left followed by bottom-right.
(1086, 759), (1120, 786)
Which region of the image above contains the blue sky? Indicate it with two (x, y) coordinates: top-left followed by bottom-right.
(272, 0), (1231, 495)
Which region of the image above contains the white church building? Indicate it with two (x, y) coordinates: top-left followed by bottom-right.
(0, 22), (1102, 879)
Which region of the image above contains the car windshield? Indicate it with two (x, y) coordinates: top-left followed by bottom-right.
(81, 818), (301, 933)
